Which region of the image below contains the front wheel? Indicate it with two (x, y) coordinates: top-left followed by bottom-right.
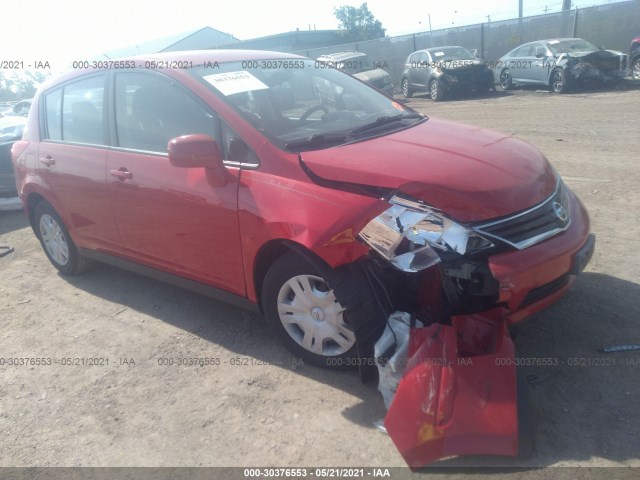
(429, 79), (445, 101)
(34, 202), (92, 275)
(631, 58), (640, 80)
(551, 68), (569, 93)
(500, 69), (513, 90)
(262, 253), (357, 369)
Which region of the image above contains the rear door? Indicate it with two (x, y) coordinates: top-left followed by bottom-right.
(410, 52), (430, 88)
(508, 44), (534, 83)
(105, 70), (245, 294)
(37, 73), (121, 252)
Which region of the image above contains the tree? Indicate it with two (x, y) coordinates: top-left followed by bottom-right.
(334, 3), (386, 41)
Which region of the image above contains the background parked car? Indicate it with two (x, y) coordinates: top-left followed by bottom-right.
(629, 35), (640, 80)
(0, 115), (26, 210)
(316, 51), (394, 96)
(495, 38), (627, 93)
(0, 99), (32, 117)
(400, 46), (494, 101)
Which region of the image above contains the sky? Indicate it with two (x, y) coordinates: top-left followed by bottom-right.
(0, 0), (630, 70)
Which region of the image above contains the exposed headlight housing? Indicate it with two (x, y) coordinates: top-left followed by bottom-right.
(358, 195), (494, 272)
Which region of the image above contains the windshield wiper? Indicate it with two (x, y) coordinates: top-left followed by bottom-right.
(285, 133), (348, 151)
(350, 113), (424, 135)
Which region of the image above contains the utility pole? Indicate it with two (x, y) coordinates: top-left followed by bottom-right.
(519, 0), (523, 18)
(562, 0), (571, 10)
(543, 5), (549, 14)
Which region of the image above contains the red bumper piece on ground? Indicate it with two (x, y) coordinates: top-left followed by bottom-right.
(384, 310), (518, 467)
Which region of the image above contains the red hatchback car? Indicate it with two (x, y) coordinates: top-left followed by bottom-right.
(12, 49), (594, 368)
(12, 49), (595, 464)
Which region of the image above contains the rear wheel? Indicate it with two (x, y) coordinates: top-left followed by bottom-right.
(401, 78), (413, 98)
(262, 253), (356, 369)
(34, 202), (92, 275)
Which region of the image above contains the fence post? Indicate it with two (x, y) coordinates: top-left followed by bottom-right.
(412, 33), (416, 52)
(573, 7), (578, 37)
(481, 23), (484, 59)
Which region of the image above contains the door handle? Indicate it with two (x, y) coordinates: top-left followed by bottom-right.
(110, 168), (132, 180)
(40, 156), (55, 167)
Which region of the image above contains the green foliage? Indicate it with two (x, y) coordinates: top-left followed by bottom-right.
(0, 70), (50, 103)
(334, 2), (386, 41)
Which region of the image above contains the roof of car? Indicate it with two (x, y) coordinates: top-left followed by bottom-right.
(316, 51), (367, 61)
(522, 38), (584, 45)
(38, 49), (306, 91)
(121, 49), (304, 63)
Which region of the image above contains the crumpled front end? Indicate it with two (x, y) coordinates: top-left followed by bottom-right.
(331, 180), (593, 466)
(562, 50), (627, 84)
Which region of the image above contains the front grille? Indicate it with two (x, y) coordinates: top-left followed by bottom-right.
(521, 274), (570, 307)
(473, 180), (571, 250)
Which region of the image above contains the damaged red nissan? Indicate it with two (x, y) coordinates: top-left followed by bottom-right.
(12, 50), (595, 466)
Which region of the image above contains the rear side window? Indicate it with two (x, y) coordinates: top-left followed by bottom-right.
(44, 88), (62, 140)
(114, 72), (219, 153)
(42, 74), (106, 145)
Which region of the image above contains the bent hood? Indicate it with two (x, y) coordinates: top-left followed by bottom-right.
(353, 69), (392, 85)
(300, 118), (557, 223)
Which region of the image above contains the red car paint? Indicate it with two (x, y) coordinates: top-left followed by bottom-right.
(11, 50), (593, 466)
(385, 313), (518, 467)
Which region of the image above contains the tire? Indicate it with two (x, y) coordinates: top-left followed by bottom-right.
(262, 252), (357, 369)
(34, 201), (92, 275)
(429, 79), (444, 101)
(632, 58), (640, 81)
(401, 77), (413, 98)
(550, 68), (569, 93)
(500, 69), (513, 90)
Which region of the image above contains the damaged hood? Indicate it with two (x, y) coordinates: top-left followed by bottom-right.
(561, 49), (624, 60)
(353, 68), (392, 85)
(300, 118), (557, 223)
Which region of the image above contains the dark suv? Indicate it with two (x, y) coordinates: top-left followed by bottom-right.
(401, 46), (493, 101)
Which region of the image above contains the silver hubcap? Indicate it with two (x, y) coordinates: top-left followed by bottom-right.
(633, 61), (640, 80)
(430, 82), (438, 98)
(501, 71), (510, 88)
(553, 72), (562, 92)
(39, 214), (69, 266)
(402, 79), (408, 96)
(277, 274), (355, 356)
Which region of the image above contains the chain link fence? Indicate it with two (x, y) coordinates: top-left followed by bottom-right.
(293, 1), (640, 91)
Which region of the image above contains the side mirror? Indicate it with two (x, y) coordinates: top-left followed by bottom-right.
(168, 134), (228, 186)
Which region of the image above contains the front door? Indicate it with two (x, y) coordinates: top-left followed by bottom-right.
(106, 71), (245, 295)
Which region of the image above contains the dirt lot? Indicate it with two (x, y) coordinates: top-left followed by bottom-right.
(1, 84), (640, 478)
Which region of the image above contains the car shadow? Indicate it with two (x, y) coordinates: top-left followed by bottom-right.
(0, 209), (28, 236)
(395, 89), (512, 105)
(59, 261), (640, 468)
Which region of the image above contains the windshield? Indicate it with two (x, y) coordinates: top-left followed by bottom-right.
(192, 59), (423, 151)
(428, 47), (475, 61)
(547, 39), (597, 54)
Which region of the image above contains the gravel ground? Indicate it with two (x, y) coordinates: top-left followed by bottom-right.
(1, 83), (639, 479)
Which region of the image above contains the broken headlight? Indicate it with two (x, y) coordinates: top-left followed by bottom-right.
(358, 194), (494, 272)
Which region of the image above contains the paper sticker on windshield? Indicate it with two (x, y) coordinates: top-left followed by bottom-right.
(434, 51), (445, 57)
(548, 40), (560, 44)
(203, 71), (268, 96)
